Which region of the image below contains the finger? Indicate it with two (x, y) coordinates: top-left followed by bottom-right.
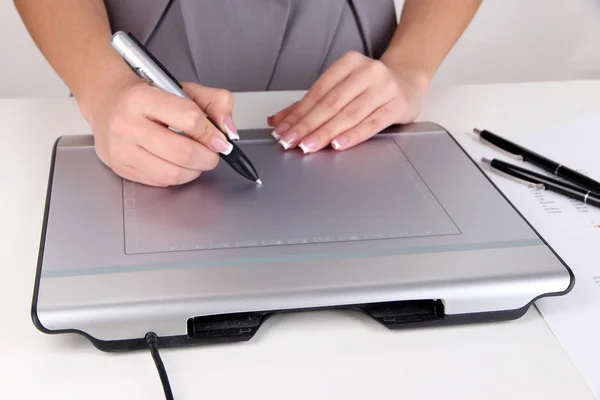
(329, 102), (396, 151)
(295, 87), (391, 153)
(131, 84), (197, 125)
(182, 116), (233, 158)
(267, 101), (298, 131)
(183, 82), (239, 140)
(130, 85), (234, 155)
(271, 51), (366, 137)
(277, 69), (376, 150)
(123, 145), (201, 186)
(112, 164), (167, 187)
(134, 119), (220, 172)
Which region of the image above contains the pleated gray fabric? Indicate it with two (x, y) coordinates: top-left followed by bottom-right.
(104, 0), (397, 91)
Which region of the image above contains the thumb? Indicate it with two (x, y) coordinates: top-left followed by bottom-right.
(182, 82), (239, 140)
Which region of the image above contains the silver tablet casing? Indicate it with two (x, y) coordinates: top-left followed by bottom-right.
(31, 122), (573, 351)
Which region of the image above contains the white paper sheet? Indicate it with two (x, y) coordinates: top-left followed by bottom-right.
(461, 112), (600, 399)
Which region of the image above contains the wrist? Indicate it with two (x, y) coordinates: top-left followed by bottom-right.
(379, 52), (432, 96)
(73, 54), (139, 125)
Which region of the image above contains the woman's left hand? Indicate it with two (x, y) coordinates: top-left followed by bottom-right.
(267, 50), (430, 153)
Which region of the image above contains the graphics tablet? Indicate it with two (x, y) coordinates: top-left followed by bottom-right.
(31, 122), (574, 352)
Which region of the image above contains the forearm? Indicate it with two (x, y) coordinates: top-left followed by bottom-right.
(13, 0), (135, 119)
(380, 0), (482, 90)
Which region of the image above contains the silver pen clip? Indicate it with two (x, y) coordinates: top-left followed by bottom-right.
(480, 158), (544, 189)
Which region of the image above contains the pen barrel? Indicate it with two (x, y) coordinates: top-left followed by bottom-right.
(520, 153), (559, 172)
(220, 142), (244, 165)
(490, 159), (540, 186)
(481, 130), (559, 171)
(488, 158), (600, 209)
(494, 159), (600, 195)
(587, 194), (600, 208)
(219, 141), (259, 182)
(555, 166), (600, 193)
(544, 181), (589, 202)
(545, 182), (600, 209)
(525, 171), (600, 209)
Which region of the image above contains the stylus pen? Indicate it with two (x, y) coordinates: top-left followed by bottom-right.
(481, 157), (600, 208)
(110, 31), (261, 185)
(474, 128), (600, 193)
(485, 157), (600, 198)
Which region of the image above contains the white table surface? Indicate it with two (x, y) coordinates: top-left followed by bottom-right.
(1, 80), (597, 399)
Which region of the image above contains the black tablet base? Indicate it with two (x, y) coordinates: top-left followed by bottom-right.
(186, 299), (445, 343)
(37, 298), (535, 353)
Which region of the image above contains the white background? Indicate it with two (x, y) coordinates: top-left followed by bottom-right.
(2, 0), (600, 98)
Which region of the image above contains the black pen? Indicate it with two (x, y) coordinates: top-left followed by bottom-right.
(473, 128), (600, 193)
(110, 31), (261, 185)
(481, 157), (600, 208)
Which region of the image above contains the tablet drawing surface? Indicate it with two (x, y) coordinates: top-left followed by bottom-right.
(122, 136), (460, 255)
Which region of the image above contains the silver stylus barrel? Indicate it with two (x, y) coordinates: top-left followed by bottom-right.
(110, 31), (190, 101)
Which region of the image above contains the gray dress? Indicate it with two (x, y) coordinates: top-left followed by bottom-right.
(103, 0), (397, 91)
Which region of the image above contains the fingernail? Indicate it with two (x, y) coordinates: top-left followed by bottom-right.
(298, 143), (310, 154)
(223, 116), (239, 141)
(299, 137), (318, 154)
(278, 131), (299, 150)
(272, 122), (290, 140)
(211, 135), (233, 155)
(332, 136), (349, 150)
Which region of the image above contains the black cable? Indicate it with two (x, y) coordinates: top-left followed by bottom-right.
(145, 332), (174, 400)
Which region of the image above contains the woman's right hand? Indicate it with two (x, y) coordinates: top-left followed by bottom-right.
(82, 77), (239, 187)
